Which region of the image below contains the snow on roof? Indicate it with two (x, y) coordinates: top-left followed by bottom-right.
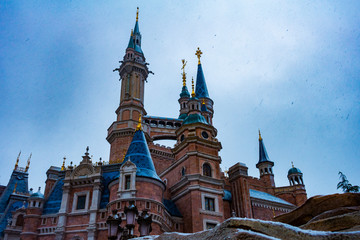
(249, 189), (294, 206)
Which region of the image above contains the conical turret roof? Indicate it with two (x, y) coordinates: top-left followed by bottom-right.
(195, 64), (209, 99)
(123, 129), (161, 181)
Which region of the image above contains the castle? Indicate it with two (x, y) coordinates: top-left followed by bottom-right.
(0, 8), (307, 240)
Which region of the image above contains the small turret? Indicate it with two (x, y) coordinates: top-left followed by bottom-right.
(288, 162), (304, 186)
(256, 131), (275, 187)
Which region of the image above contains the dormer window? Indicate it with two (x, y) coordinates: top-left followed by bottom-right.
(125, 175), (131, 190)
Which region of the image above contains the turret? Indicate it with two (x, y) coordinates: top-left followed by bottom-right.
(288, 162), (304, 186)
(22, 187), (44, 240)
(108, 7), (152, 163)
(255, 131), (275, 188)
(195, 47), (214, 125)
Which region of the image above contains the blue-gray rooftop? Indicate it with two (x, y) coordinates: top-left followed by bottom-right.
(250, 189), (293, 206)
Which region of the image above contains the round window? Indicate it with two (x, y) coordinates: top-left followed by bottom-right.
(201, 131), (209, 139)
(180, 134), (185, 142)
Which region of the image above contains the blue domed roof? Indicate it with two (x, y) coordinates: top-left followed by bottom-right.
(288, 167), (302, 175)
(180, 86), (190, 98)
(178, 113), (188, 119)
(183, 114), (208, 125)
(30, 188), (44, 199)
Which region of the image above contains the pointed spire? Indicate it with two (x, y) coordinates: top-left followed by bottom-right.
(191, 77), (195, 98)
(195, 48), (209, 98)
(14, 151), (21, 171)
(259, 129), (262, 141)
(134, 7), (140, 34)
(258, 130), (271, 163)
(25, 153), (31, 172)
(127, 29), (135, 49)
(291, 161), (294, 168)
(61, 157), (66, 171)
(136, 114), (142, 131)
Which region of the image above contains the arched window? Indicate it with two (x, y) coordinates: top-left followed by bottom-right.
(203, 163), (212, 177)
(15, 214), (24, 227)
(181, 167), (186, 176)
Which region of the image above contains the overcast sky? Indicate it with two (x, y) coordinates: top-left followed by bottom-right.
(0, 1), (359, 198)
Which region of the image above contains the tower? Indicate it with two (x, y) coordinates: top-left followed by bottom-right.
(166, 48), (223, 232)
(256, 131), (275, 188)
(178, 59), (190, 120)
(108, 8), (151, 164)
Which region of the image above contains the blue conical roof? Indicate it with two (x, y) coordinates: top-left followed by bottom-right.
(183, 113), (208, 125)
(134, 21), (140, 35)
(258, 138), (271, 163)
(127, 33), (134, 49)
(123, 130), (161, 181)
(195, 64), (209, 98)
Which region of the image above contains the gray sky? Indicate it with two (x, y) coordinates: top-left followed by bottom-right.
(0, 1), (359, 198)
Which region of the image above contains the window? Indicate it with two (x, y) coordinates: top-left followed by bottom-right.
(52, 217), (57, 224)
(101, 212), (106, 219)
(201, 131), (209, 139)
(206, 222), (217, 230)
(76, 195), (86, 210)
(41, 218), (46, 225)
(145, 201), (150, 209)
(157, 205), (161, 213)
(125, 175), (131, 190)
(117, 201), (121, 209)
(203, 163), (212, 177)
(180, 134), (185, 142)
(204, 197), (215, 211)
(181, 167), (186, 176)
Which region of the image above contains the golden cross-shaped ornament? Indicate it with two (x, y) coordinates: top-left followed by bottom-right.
(181, 59), (187, 86)
(195, 47), (203, 64)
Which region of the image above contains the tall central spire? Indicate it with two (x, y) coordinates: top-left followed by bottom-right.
(195, 47), (209, 99)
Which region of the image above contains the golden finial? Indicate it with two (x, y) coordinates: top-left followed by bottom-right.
(272, 208), (276, 218)
(13, 183), (17, 193)
(258, 129), (262, 141)
(202, 99), (205, 105)
(131, 29), (134, 36)
(61, 157), (66, 171)
(14, 151), (21, 171)
(195, 47), (203, 65)
(191, 77), (195, 97)
(181, 59), (187, 87)
(25, 153), (31, 172)
(136, 114), (142, 130)
(136, 7), (139, 21)
(291, 161), (294, 168)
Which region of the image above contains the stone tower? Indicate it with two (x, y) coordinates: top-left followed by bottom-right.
(108, 8), (151, 164)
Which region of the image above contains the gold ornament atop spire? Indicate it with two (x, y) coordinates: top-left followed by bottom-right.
(191, 77), (195, 97)
(202, 98), (205, 105)
(136, 114), (142, 130)
(14, 151), (21, 171)
(181, 59), (187, 87)
(25, 153), (31, 172)
(258, 130), (262, 141)
(13, 183), (17, 193)
(61, 157), (66, 171)
(136, 7), (139, 21)
(195, 47), (203, 65)
(131, 29), (134, 36)
(291, 161), (294, 168)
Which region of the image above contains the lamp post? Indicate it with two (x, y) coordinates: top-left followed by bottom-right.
(106, 210), (121, 240)
(107, 201), (152, 240)
(137, 210), (153, 237)
(124, 201), (138, 238)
